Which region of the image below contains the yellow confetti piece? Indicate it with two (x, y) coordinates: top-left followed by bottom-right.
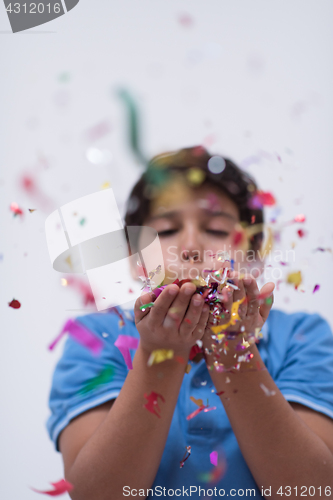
(190, 396), (204, 407)
(101, 181), (111, 190)
(185, 363), (192, 374)
(65, 255), (73, 270)
(186, 168), (205, 186)
(287, 270), (302, 289)
(147, 349), (174, 367)
(61, 278), (68, 287)
(191, 276), (207, 287)
(211, 297), (246, 333)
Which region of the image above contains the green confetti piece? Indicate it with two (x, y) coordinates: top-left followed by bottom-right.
(79, 366), (115, 395)
(58, 72), (70, 83)
(265, 296), (273, 305)
(117, 88), (147, 166)
(79, 217), (86, 226)
(140, 302), (155, 311)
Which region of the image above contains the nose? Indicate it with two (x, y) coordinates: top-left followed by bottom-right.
(180, 223), (204, 263)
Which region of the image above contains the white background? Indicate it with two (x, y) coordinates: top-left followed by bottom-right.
(1, 1), (333, 498)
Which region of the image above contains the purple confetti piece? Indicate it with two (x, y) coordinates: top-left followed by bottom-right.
(313, 284), (320, 293)
(210, 451), (218, 466)
(48, 319), (104, 356)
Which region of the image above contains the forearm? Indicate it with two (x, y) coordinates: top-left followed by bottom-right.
(206, 343), (333, 497)
(66, 345), (187, 500)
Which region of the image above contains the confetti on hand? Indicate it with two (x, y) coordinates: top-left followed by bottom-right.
(143, 391), (165, 418)
(147, 349), (174, 366)
(180, 446), (192, 468)
(30, 479), (73, 496)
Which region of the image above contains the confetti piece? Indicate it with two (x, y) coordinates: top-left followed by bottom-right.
(30, 479), (73, 496)
(286, 271), (302, 289)
(143, 391), (165, 418)
(117, 89), (147, 166)
(180, 446), (192, 468)
(10, 202), (24, 216)
(28, 208), (37, 213)
(216, 391), (225, 396)
(189, 344), (203, 359)
(79, 217), (86, 226)
(101, 181), (111, 190)
(211, 297), (245, 333)
(210, 451), (218, 466)
(185, 363), (192, 373)
(187, 167), (205, 186)
(198, 460), (227, 484)
(114, 335), (139, 370)
(297, 229), (306, 238)
(178, 12), (193, 27)
(249, 191), (276, 209)
(8, 298), (21, 309)
(140, 302), (155, 311)
(48, 319), (104, 356)
(186, 404), (217, 420)
(313, 284), (320, 293)
(259, 383), (276, 397)
(62, 276), (95, 306)
(294, 214), (306, 223)
(190, 396), (204, 407)
(79, 365), (115, 395)
(84, 120), (112, 142)
(147, 349), (174, 366)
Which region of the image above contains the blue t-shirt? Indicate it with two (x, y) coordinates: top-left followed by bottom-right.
(46, 308), (333, 498)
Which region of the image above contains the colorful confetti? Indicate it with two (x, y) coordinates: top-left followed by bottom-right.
(140, 302), (155, 311)
(10, 202), (24, 217)
(79, 365), (115, 395)
(180, 446), (192, 468)
(313, 284), (320, 294)
(210, 451), (218, 466)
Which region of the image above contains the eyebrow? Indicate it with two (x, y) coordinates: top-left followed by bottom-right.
(146, 210), (238, 222)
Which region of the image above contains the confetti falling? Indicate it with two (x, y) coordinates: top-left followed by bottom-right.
(48, 319), (104, 356)
(114, 335), (139, 370)
(286, 271), (302, 290)
(313, 284), (320, 294)
(143, 391), (165, 418)
(30, 479), (73, 496)
(180, 446), (192, 468)
(259, 383), (276, 397)
(10, 202), (24, 217)
(8, 298), (21, 309)
(210, 451), (218, 466)
(79, 365), (115, 395)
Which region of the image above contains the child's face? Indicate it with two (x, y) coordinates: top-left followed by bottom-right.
(141, 177), (254, 285)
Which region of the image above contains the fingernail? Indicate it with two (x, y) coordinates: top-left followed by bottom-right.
(244, 278), (252, 286)
(184, 286), (194, 295)
(169, 287), (178, 296)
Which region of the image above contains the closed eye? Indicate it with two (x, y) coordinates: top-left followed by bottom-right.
(157, 229), (177, 237)
(206, 230), (230, 237)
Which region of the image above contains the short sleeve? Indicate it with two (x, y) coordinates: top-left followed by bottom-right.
(275, 313), (333, 420)
(46, 312), (134, 452)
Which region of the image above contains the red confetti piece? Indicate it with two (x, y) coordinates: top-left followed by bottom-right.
(30, 479), (73, 496)
(297, 229), (306, 238)
(143, 391), (165, 418)
(249, 191), (276, 209)
(8, 298), (21, 309)
(233, 231), (243, 245)
(216, 391), (225, 396)
(10, 202), (24, 216)
(178, 12), (194, 27)
(251, 215), (256, 224)
(184, 318), (192, 324)
(180, 446), (192, 468)
(313, 284), (320, 293)
(186, 404), (217, 421)
(189, 344), (203, 360)
(294, 213), (305, 223)
(175, 355), (186, 364)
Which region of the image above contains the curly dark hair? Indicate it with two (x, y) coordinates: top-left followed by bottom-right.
(124, 146), (264, 255)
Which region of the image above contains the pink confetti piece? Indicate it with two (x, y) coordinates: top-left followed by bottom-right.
(186, 405), (217, 421)
(114, 335), (139, 370)
(313, 284), (320, 293)
(48, 319), (104, 356)
(210, 451), (218, 466)
(84, 120), (112, 142)
(30, 479), (73, 496)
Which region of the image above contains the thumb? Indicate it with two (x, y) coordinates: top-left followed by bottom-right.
(258, 282), (275, 323)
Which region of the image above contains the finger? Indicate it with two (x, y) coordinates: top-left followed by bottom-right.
(164, 283), (197, 330)
(242, 274), (260, 318)
(134, 290), (156, 322)
(146, 285), (180, 327)
(179, 292), (204, 335)
(193, 304), (211, 340)
(229, 271), (247, 320)
(258, 282), (275, 323)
